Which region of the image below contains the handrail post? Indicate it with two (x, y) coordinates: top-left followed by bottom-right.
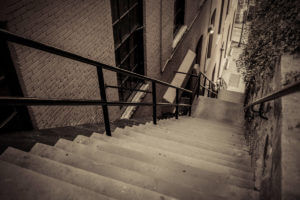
(203, 77), (207, 96)
(197, 74), (200, 97)
(207, 82), (211, 97)
(97, 66), (111, 136)
(175, 88), (179, 119)
(189, 92), (192, 116)
(152, 81), (157, 125)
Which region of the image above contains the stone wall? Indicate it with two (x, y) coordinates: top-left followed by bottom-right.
(245, 54), (300, 200)
(0, 0), (119, 129)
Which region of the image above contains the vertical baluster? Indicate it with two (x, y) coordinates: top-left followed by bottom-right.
(152, 81), (157, 124)
(203, 77), (207, 96)
(197, 74), (201, 97)
(189, 92), (192, 116)
(97, 66), (111, 136)
(175, 88), (179, 119)
(208, 82), (211, 97)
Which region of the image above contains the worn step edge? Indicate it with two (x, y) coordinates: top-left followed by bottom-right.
(0, 160), (115, 200)
(74, 136), (258, 200)
(144, 120), (246, 142)
(162, 117), (245, 134)
(83, 134), (256, 191)
(90, 132), (253, 182)
(55, 138), (255, 193)
(114, 128), (252, 173)
(29, 143), (215, 200)
(127, 124), (250, 159)
(0, 147), (177, 200)
(139, 123), (248, 150)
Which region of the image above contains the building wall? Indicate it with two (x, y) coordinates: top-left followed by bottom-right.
(135, 0), (237, 118)
(0, 0), (120, 129)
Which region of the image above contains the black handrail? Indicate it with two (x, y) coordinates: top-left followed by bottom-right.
(105, 85), (152, 93)
(0, 29), (191, 93)
(244, 80), (300, 119)
(245, 81), (300, 109)
(0, 97), (191, 107)
(173, 71), (218, 97)
(0, 29), (193, 135)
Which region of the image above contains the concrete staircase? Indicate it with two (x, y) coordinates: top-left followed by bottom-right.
(0, 97), (258, 200)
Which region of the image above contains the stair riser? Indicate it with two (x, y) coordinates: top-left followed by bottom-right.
(1, 147), (176, 200)
(127, 125), (250, 158)
(86, 134), (255, 189)
(30, 144), (210, 200)
(114, 129), (252, 173)
(0, 160), (114, 200)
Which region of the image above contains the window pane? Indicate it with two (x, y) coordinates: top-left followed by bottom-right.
(111, 0), (119, 23)
(113, 24), (121, 47)
(129, 0), (138, 7)
(119, 40), (128, 63)
(118, 0), (128, 16)
(120, 14), (130, 41)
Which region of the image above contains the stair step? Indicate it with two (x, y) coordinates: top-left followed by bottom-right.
(143, 120), (248, 149)
(0, 147), (176, 200)
(160, 117), (244, 134)
(191, 96), (244, 126)
(75, 135), (258, 200)
(89, 132), (253, 182)
(30, 143), (212, 200)
(155, 117), (246, 139)
(0, 160), (114, 200)
(126, 123), (249, 159)
(112, 128), (252, 173)
(83, 134), (255, 190)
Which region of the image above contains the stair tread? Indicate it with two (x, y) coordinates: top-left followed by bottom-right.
(1, 147), (176, 200)
(0, 160), (114, 200)
(84, 134), (255, 189)
(112, 128), (252, 173)
(29, 143), (220, 200)
(155, 117), (245, 137)
(191, 96), (244, 126)
(74, 135), (258, 200)
(89, 132), (253, 181)
(141, 123), (248, 149)
(126, 124), (249, 158)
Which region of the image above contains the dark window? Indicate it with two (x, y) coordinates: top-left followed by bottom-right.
(207, 9), (216, 58)
(230, 11), (236, 41)
(196, 36), (203, 64)
(224, 24), (231, 58)
(110, 0), (144, 102)
(218, 0), (225, 34)
(174, 0), (185, 35)
(226, 0), (231, 15)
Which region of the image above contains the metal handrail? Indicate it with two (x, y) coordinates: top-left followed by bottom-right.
(173, 71), (218, 97)
(0, 29), (192, 93)
(0, 28), (193, 135)
(244, 80), (300, 109)
(105, 85), (152, 93)
(0, 97), (191, 107)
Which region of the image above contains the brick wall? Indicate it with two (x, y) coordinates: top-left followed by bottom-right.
(0, 0), (119, 129)
(135, 0), (237, 118)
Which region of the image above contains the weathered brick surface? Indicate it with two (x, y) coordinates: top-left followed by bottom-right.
(0, 0), (119, 129)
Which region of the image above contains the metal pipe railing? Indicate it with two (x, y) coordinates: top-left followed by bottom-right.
(0, 29), (192, 93)
(245, 80), (300, 109)
(244, 80), (300, 120)
(0, 29), (193, 135)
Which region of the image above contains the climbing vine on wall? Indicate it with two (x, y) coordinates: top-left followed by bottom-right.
(237, 0), (300, 91)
